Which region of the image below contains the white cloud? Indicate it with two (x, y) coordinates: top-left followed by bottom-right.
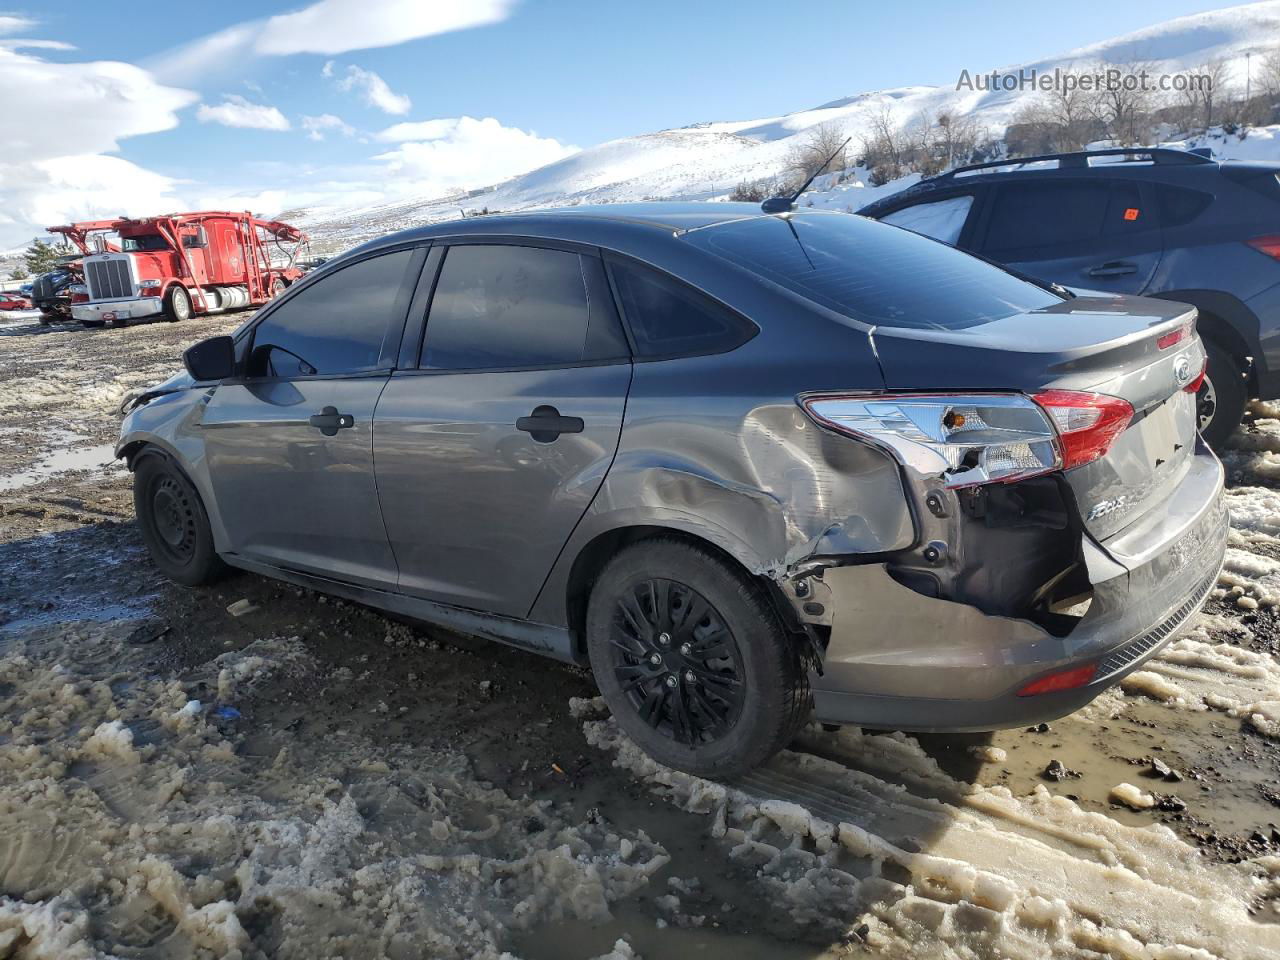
(328, 62), (411, 115)
(0, 15), (36, 36)
(371, 116), (578, 196)
(196, 95), (291, 131)
(150, 0), (514, 81)
(302, 113), (355, 141)
(0, 42), (197, 246)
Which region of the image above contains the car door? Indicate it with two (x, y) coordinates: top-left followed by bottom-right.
(201, 245), (424, 587)
(373, 241), (632, 618)
(974, 178), (1163, 294)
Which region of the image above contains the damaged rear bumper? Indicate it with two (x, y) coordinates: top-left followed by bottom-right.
(810, 441), (1227, 731)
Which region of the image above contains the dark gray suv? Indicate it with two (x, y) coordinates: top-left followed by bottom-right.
(857, 147), (1280, 448)
(118, 204), (1226, 777)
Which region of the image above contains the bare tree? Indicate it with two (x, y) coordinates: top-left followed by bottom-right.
(860, 107), (908, 185)
(1259, 48), (1280, 106)
(1091, 59), (1158, 145)
(1178, 58), (1235, 133)
(785, 121), (851, 182)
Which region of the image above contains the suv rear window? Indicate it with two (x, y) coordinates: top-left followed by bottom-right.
(983, 181), (1149, 255)
(683, 212), (1059, 331)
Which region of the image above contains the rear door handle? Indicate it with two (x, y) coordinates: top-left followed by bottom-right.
(516, 404), (584, 443)
(1086, 261), (1139, 277)
(308, 405), (355, 436)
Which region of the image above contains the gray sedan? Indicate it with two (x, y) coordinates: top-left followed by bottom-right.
(117, 203), (1226, 777)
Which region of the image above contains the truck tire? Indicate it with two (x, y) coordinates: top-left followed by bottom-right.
(1198, 338), (1247, 451)
(270, 277), (287, 299)
(164, 285), (192, 323)
(586, 538), (811, 778)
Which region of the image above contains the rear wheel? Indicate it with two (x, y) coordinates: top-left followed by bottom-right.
(586, 539), (810, 778)
(164, 285), (191, 323)
(134, 454), (225, 586)
(270, 277), (287, 299)
(1198, 339), (1247, 450)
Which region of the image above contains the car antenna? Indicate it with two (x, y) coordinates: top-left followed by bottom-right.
(761, 136), (852, 214)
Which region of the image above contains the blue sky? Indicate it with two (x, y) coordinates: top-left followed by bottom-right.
(0, 0), (1256, 246)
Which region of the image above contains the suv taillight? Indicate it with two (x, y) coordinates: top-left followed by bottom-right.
(802, 390), (1132, 487)
(1032, 390), (1133, 471)
(1247, 235), (1280, 261)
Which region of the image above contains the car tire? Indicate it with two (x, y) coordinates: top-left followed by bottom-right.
(133, 454), (226, 586)
(1198, 338), (1247, 450)
(164, 285), (192, 323)
(586, 538), (810, 778)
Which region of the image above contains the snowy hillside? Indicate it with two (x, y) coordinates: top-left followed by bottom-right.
(297, 1), (1280, 248)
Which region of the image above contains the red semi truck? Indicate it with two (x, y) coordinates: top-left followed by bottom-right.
(52, 211), (308, 327)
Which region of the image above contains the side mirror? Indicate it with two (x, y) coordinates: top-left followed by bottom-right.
(184, 335), (235, 382)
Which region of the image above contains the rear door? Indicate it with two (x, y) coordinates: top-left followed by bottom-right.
(975, 178), (1163, 295)
(201, 246), (423, 587)
(373, 242), (632, 617)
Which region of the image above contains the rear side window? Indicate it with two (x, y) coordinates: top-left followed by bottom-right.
(248, 248), (415, 378)
(683, 212), (1059, 331)
(1158, 185), (1214, 227)
(422, 244), (592, 370)
(983, 181), (1151, 255)
(879, 195), (974, 246)
(607, 259), (754, 358)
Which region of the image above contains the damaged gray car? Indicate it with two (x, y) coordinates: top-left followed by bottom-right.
(117, 203), (1227, 777)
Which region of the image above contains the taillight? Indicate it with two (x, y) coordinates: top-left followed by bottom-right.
(1184, 357), (1207, 394)
(802, 393), (1061, 488)
(1032, 390), (1133, 471)
(1247, 235), (1280, 261)
(1156, 323), (1192, 350)
(1016, 663), (1097, 697)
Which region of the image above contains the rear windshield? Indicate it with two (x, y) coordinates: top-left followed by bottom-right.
(683, 212), (1060, 330)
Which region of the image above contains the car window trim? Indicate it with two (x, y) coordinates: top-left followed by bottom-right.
(239, 242), (426, 384)
(601, 252), (759, 362)
(409, 238), (629, 373)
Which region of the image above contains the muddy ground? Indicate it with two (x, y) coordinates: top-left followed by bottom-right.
(3, 310), (1280, 958)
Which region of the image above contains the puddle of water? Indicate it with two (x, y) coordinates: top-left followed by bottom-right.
(0, 442), (119, 492)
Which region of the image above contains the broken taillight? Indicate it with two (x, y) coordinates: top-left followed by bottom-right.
(1032, 390), (1133, 471)
(801, 393), (1062, 488)
(1016, 662), (1097, 697)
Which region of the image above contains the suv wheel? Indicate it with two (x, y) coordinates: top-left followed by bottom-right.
(1198, 339), (1247, 450)
(134, 454), (225, 586)
(586, 539), (810, 778)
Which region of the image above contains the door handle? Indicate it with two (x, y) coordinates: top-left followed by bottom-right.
(516, 404), (584, 443)
(308, 405), (355, 436)
(1086, 261), (1139, 278)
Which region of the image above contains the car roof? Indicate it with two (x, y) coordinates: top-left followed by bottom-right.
(340, 202), (790, 260)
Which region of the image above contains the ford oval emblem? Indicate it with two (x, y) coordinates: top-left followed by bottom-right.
(1173, 356), (1192, 386)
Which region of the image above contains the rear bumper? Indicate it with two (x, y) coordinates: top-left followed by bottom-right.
(811, 441), (1227, 731)
(72, 297), (163, 322)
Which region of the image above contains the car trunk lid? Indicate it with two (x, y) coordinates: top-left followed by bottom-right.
(870, 295), (1204, 541)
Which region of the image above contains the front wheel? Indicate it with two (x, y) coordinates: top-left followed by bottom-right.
(134, 454), (225, 586)
(164, 285), (191, 323)
(586, 539), (810, 778)
(1197, 339), (1247, 450)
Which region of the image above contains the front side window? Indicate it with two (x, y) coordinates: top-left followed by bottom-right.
(121, 235), (169, 252)
(684, 212), (1059, 331)
(880, 195), (974, 246)
(421, 244), (592, 370)
(248, 248), (415, 378)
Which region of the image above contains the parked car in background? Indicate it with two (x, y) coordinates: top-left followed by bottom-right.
(857, 147), (1280, 448)
(0, 290), (31, 310)
(118, 204), (1226, 777)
